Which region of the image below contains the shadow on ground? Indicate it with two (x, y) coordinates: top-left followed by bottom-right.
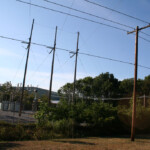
(87, 135), (150, 140)
(54, 140), (96, 145)
(0, 142), (22, 150)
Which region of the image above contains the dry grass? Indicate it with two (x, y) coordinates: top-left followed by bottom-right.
(0, 137), (150, 150)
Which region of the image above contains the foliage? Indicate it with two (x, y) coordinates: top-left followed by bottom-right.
(143, 75), (150, 95)
(1, 72), (150, 140)
(93, 73), (119, 98)
(35, 100), (122, 137)
(118, 98), (150, 132)
(58, 73), (150, 102)
(0, 123), (35, 141)
(119, 78), (134, 96)
(58, 72), (120, 101)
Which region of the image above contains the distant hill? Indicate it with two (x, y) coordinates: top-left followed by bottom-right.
(24, 87), (60, 101)
(0, 85), (60, 101)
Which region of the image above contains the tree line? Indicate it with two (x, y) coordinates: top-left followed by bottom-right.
(58, 72), (150, 100)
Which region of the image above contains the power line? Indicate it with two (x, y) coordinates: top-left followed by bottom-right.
(12, 50), (26, 82)
(59, 0), (75, 31)
(0, 35), (26, 43)
(54, 56), (72, 74)
(16, 0), (128, 32)
(84, 0), (150, 24)
(27, 53), (50, 83)
(138, 35), (150, 43)
(35, 21), (76, 35)
(0, 35), (53, 49)
(56, 0), (76, 52)
(17, 0), (150, 38)
(80, 52), (134, 65)
(42, 0), (134, 30)
(43, 0), (150, 38)
(140, 31), (150, 37)
(78, 55), (88, 75)
(1, 34), (150, 70)
(56, 47), (150, 70)
(31, 42), (53, 49)
(79, 52), (150, 70)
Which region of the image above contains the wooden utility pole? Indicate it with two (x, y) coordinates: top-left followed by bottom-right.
(144, 94), (146, 108)
(127, 24), (150, 141)
(72, 32), (80, 104)
(19, 19), (34, 116)
(48, 26), (58, 105)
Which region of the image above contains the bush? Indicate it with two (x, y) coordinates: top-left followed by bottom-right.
(0, 125), (25, 141)
(34, 100), (125, 137)
(0, 123), (36, 141)
(118, 99), (150, 133)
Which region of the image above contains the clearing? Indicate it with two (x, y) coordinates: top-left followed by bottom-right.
(0, 137), (150, 150)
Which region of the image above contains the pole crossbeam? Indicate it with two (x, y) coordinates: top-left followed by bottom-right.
(127, 24), (150, 34)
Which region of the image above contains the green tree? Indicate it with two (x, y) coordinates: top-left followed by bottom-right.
(93, 72), (119, 98)
(58, 83), (73, 102)
(143, 75), (150, 95)
(119, 78), (134, 97)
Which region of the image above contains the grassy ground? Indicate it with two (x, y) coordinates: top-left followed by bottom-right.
(1, 137), (150, 150)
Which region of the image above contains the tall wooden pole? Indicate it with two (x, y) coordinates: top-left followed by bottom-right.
(127, 24), (150, 141)
(72, 32), (80, 104)
(144, 94), (146, 108)
(131, 26), (138, 141)
(48, 26), (57, 105)
(19, 19), (34, 116)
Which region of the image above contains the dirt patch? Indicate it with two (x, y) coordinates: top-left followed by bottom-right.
(1, 137), (150, 150)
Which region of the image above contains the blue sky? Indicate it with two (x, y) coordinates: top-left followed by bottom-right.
(0, 0), (150, 92)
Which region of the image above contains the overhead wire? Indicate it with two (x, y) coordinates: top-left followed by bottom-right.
(2, 0), (150, 94)
(0, 35), (26, 43)
(36, 54), (72, 87)
(12, 50), (26, 83)
(43, 0), (150, 41)
(138, 35), (150, 43)
(42, 0), (150, 37)
(1, 34), (150, 70)
(78, 55), (89, 76)
(42, 0), (134, 30)
(16, 0), (128, 32)
(27, 53), (50, 83)
(79, 52), (150, 70)
(35, 21), (76, 35)
(0, 35), (53, 49)
(54, 54), (72, 73)
(30, 48), (38, 66)
(42, 0), (150, 38)
(55, 51), (65, 74)
(140, 31), (150, 37)
(59, 0), (75, 31)
(56, 47), (150, 70)
(84, 0), (150, 24)
(84, 0), (150, 37)
(16, 0), (150, 39)
(2, 31), (150, 47)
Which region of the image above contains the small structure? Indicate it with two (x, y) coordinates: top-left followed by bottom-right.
(14, 101), (20, 112)
(0, 102), (2, 110)
(1, 101), (9, 111)
(0, 101), (20, 112)
(8, 102), (15, 111)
